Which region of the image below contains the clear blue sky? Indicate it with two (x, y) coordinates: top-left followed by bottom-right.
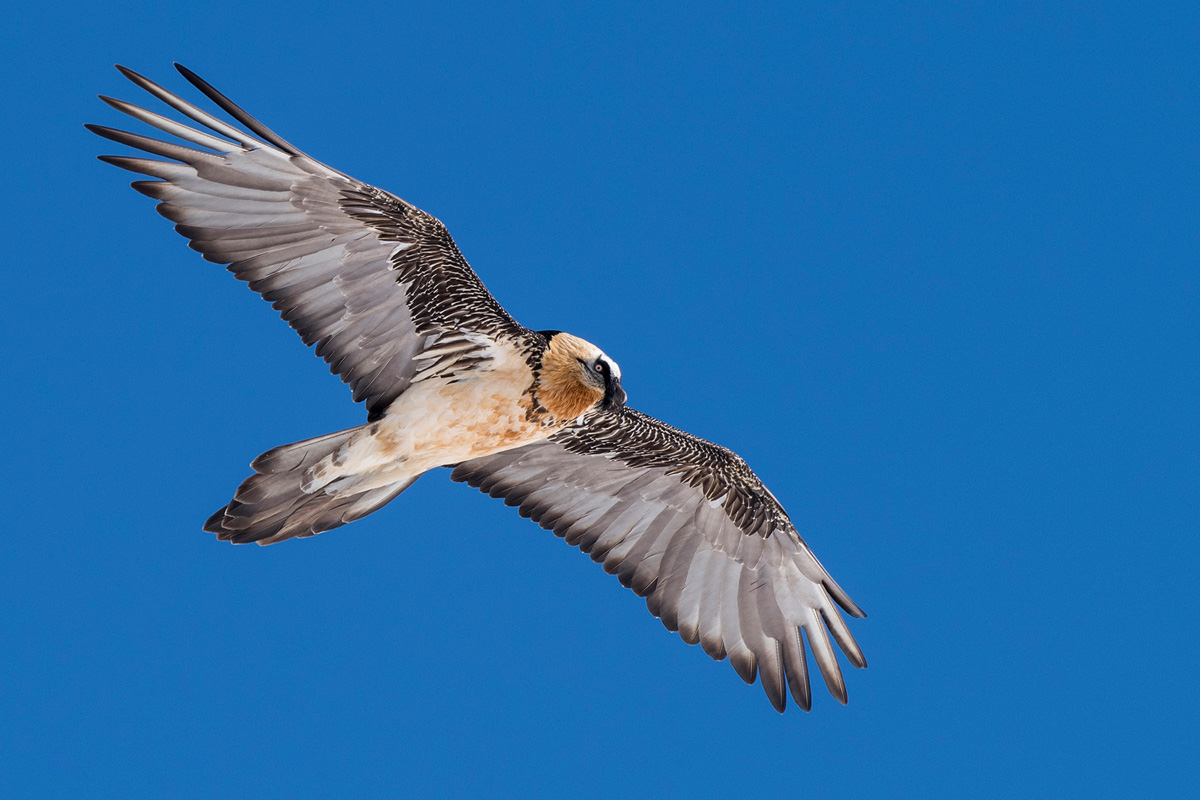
(2, 2), (1196, 797)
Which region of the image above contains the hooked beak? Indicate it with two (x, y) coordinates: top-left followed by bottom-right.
(604, 375), (626, 409)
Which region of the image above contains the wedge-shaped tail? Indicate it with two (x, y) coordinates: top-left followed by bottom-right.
(204, 426), (415, 546)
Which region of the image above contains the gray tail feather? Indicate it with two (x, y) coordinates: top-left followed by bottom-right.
(203, 426), (415, 546)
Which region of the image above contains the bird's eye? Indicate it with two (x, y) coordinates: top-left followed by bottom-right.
(594, 362), (605, 374)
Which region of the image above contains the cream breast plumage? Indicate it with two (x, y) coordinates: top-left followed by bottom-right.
(90, 64), (867, 712)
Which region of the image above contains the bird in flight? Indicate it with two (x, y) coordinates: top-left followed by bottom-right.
(89, 64), (867, 712)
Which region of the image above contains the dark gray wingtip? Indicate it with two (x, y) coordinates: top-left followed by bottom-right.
(729, 649), (758, 685)
(826, 665), (849, 706)
(112, 65), (181, 108)
(761, 663), (788, 714)
(172, 62), (303, 156)
(114, 64), (147, 85)
(95, 154), (152, 173)
(824, 577), (867, 619)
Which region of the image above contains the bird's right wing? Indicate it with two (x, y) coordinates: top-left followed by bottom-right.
(89, 65), (528, 419)
(452, 406), (867, 712)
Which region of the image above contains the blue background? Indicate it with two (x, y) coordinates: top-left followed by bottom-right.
(2, 2), (1197, 797)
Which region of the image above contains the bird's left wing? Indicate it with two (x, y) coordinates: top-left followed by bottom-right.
(89, 65), (527, 420)
(451, 406), (867, 712)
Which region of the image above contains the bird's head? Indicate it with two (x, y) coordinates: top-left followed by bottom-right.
(537, 331), (625, 420)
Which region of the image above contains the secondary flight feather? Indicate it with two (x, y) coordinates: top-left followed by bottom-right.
(89, 64), (868, 712)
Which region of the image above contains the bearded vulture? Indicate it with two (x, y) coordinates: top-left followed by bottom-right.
(88, 64), (868, 712)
